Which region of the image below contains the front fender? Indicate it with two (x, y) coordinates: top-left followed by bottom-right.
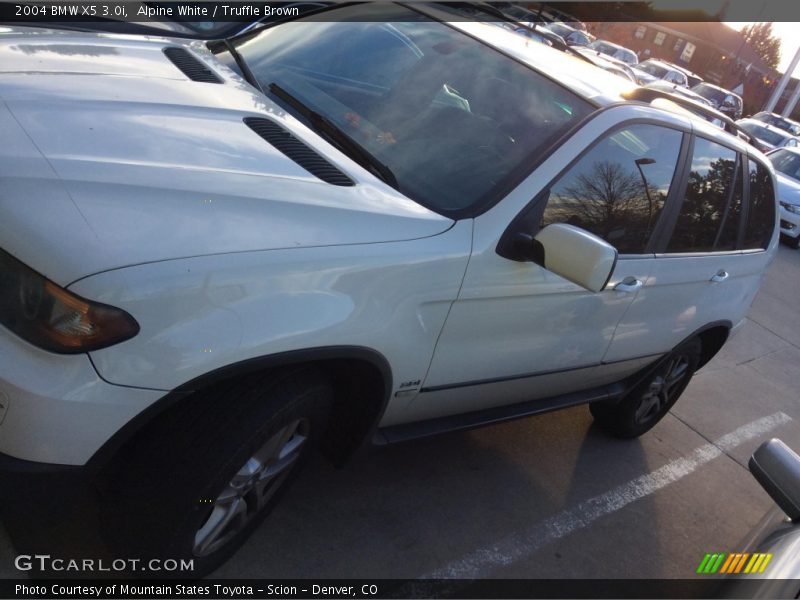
(70, 223), (472, 412)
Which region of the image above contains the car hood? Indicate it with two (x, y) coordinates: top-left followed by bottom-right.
(776, 172), (800, 206)
(0, 28), (452, 285)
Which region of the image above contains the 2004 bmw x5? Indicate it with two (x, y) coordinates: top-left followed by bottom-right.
(0, 3), (778, 575)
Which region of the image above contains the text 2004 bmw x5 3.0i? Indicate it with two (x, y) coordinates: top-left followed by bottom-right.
(0, 3), (778, 575)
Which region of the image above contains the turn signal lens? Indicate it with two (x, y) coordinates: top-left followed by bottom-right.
(0, 249), (139, 353)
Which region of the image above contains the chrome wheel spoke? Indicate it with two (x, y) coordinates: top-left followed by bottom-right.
(252, 430), (307, 510)
(665, 360), (689, 396)
(194, 496), (247, 556)
(193, 417), (311, 557)
(635, 377), (665, 423)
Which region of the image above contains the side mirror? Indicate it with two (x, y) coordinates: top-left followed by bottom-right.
(750, 439), (800, 521)
(520, 223), (618, 292)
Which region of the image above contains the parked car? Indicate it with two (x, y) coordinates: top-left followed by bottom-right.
(514, 23), (568, 48)
(587, 39), (638, 65)
(660, 61), (704, 88)
(716, 439), (800, 597)
(691, 82), (744, 119)
(642, 81), (726, 128)
(765, 148), (800, 248)
(545, 22), (592, 47)
(574, 46), (637, 82)
(511, 25), (554, 47)
(0, 3), (778, 577)
(750, 111), (800, 136)
(737, 119), (800, 152)
(631, 59), (689, 87)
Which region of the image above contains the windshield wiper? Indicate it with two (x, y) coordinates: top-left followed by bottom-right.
(220, 40), (263, 93)
(268, 82), (398, 189)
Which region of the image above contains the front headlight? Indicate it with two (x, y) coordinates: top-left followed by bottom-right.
(780, 201), (800, 215)
(0, 249), (139, 353)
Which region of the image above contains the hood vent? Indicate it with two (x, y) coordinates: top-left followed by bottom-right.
(244, 117), (354, 187)
(163, 47), (222, 84)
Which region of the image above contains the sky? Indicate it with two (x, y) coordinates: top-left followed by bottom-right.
(649, 0), (800, 75)
(726, 22), (800, 75)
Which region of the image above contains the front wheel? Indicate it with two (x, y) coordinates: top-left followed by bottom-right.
(590, 337), (702, 438)
(101, 369), (332, 578)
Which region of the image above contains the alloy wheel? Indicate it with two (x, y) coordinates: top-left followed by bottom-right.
(193, 418), (310, 557)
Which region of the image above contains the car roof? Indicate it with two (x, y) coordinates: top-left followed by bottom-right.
(638, 59), (672, 68)
(755, 111), (799, 125)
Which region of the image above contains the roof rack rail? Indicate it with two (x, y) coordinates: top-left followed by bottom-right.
(622, 87), (751, 143)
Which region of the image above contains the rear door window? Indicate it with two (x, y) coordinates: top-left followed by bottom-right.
(666, 138), (737, 253)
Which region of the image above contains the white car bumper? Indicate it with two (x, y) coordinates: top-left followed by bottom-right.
(0, 324), (163, 466)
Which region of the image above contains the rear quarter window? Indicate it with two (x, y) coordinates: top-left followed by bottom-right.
(743, 159), (776, 250)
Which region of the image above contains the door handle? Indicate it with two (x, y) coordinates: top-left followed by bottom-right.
(710, 270), (729, 283)
(614, 277), (643, 293)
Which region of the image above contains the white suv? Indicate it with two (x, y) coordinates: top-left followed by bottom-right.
(0, 3), (778, 576)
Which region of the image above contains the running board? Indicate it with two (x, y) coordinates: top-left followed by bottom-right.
(373, 382), (626, 445)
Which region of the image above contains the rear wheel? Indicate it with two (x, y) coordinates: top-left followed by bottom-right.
(590, 337), (701, 438)
(101, 368), (332, 577)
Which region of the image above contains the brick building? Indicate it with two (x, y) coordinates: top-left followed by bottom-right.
(587, 20), (778, 115)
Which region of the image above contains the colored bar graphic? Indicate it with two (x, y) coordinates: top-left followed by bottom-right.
(704, 553), (720, 573)
(696, 554), (712, 574)
(759, 554), (773, 573)
(705, 552), (774, 575)
(748, 554), (765, 573)
(710, 553), (726, 573)
(734, 553), (750, 573)
(720, 553), (736, 574)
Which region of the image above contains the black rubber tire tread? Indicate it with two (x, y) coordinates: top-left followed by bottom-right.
(99, 367), (332, 578)
(590, 337), (702, 439)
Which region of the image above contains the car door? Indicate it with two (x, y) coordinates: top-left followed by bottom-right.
(603, 137), (775, 364)
(407, 118), (688, 423)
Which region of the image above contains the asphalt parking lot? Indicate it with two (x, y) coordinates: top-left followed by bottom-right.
(2, 244), (800, 581)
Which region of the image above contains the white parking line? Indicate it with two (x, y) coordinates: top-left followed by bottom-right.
(422, 411), (793, 579)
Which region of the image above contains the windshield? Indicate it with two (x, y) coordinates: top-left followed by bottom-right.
(769, 149), (800, 182)
(741, 123), (789, 146)
(692, 83), (725, 104)
(503, 6), (536, 20)
(753, 113), (800, 135)
(548, 23), (573, 38)
(637, 61), (668, 77)
(589, 41), (616, 55)
(229, 4), (594, 216)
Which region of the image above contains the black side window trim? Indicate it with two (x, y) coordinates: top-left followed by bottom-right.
(647, 131), (693, 254)
(496, 118), (691, 261)
(711, 152), (743, 251)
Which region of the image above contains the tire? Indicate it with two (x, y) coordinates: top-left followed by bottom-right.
(100, 368), (332, 578)
(780, 233), (800, 249)
(590, 337), (702, 438)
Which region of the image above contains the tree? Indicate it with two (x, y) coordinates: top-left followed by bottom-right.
(741, 22), (781, 71)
